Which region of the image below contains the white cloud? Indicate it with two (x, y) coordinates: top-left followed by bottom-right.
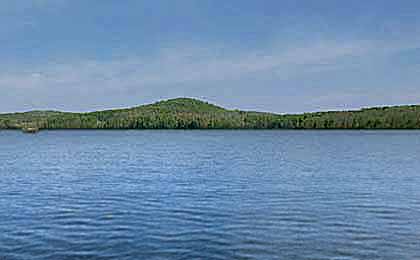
(0, 40), (376, 90)
(0, 39), (419, 112)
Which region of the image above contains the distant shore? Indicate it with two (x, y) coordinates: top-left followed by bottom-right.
(1, 98), (419, 132)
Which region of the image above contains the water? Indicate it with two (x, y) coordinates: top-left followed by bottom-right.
(1, 130), (420, 260)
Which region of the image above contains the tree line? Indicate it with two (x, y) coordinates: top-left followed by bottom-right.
(1, 99), (419, 130)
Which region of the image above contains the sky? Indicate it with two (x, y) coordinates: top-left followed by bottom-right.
(1, 0), (420, 113)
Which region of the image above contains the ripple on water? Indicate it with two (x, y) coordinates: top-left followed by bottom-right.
(1, 130), (420, 260)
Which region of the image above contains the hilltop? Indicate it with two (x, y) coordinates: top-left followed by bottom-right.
(1, 98), (420, 131)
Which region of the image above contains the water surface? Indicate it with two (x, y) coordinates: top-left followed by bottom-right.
(1, 130), (420, 259)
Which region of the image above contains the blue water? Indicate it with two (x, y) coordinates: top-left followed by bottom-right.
(1, 130), (420, 260)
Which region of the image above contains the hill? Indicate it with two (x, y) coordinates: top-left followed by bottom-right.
(1, 98), (420, 131)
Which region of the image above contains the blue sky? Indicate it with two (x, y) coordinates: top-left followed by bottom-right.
(1, 0), (420, 113)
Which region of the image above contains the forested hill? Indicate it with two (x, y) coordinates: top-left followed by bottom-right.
(0, 98), (420, 131)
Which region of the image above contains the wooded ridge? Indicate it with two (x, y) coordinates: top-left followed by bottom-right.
(1, 98), (419, 131)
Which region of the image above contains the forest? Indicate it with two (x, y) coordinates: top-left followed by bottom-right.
(1, 98), (420, 131)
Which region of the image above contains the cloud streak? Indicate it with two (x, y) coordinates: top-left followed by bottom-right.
(1, 39), (419, 112)
(0, 40), (380, 88)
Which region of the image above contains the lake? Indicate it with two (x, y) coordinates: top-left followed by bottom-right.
(1, 130), (420, 260)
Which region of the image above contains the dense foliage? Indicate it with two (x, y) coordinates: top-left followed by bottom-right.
(1, 98), (420, 130)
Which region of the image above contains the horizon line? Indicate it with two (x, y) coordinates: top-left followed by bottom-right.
(1, 97), (418, 116)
